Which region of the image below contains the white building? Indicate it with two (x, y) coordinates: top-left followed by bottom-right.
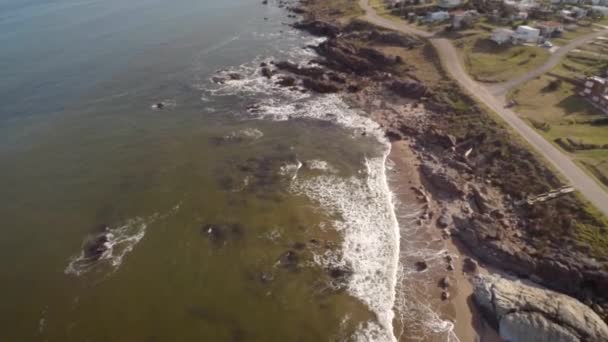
(425, 11), (451, 22)
(591, 6), (608, 16)
(437, 0), (463, 8)
(514, 25), (541, 43)
(503, 0), (538, 11)
(491, 28), (515, 44)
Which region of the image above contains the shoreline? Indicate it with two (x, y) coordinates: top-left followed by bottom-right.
(274, 0), (608, 340)
(389, 140), (501, 342)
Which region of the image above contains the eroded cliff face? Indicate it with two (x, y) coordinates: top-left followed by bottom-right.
(473, 274), (608, 342)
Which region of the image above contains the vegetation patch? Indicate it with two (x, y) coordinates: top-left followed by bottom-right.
(456, 33), (549, 83)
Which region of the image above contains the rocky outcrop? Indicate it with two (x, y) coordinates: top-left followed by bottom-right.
(274, 61), (325, 79)
(343, 20), (419, 47)
(302, 78), (340, 93)
(420, 164), (464, 197)
(474, 274), (608, 342)
(314, 39), (375, 75)
(292, 20), (340, 37)
(388, 79), (429, 98)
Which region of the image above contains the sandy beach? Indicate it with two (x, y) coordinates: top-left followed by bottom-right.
(389, 140), (502, 342)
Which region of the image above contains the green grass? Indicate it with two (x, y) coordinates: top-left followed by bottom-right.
(455, 32), (550, 83)
(573, 192), (608, 258)
(510, 60), (608, 188)
(553, 24), (595, 45)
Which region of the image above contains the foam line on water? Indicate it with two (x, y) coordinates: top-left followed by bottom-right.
(65, 204), (180, 277)
(292, 151), (400, 342)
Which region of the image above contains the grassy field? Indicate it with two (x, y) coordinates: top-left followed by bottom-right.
(509, 33), (608, 187)
(306, 0), (364, 23)
(452, 30), (550, 83)
(552, 24), (596, 45)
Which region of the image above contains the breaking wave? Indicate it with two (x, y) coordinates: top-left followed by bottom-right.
(200, 23), (457, 341)
(65, 204), (180, 277)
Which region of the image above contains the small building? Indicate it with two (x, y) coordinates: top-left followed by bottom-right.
(425, 11), (451, 22)
(571, 6), (588, 18)
(513, 11), (529, 20)
(438, 0), (463, 8)
(514, 25), (541, 43)
(491, 28), (515, 44)
(580, 76), (608, 114)
(591, 6), (608, 16)
(451, 10), (479, 29)
(537, 21), (564, 38)
(503, 0), (538, 11)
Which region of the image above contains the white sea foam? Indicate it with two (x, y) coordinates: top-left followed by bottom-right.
(279, 160), (302, 181)
(204, 31), (400, 341)
(65, 204), (180, 277)
(292, 152), (400, 342)
(304, 159), (337, 173)
(198, 25), (460, 341)
(224, 128), (264, 142)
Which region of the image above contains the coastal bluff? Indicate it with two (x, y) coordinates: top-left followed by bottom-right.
(473, 274), (608, 342)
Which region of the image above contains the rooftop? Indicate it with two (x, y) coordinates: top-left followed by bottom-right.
(590, 76), (607, 85)
(539, 21), (563, 27)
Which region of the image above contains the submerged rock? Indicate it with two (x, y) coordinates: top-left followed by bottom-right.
(261, 67), (273, 79)
(276, 75), (296, 88)
(202, 223), (244, 246)
(83, 234), (110, 261)
(279, 250), (299, 271)
(328, 265), (353, 280)
(473, 274), (608, 342)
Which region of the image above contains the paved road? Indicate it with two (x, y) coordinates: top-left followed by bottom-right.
(359, 0), (608, 216)
(489, 29), (608, 95)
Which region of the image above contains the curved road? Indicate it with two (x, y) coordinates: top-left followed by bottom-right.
(490, 29), (608, 95)
(359, 0), (608, 216)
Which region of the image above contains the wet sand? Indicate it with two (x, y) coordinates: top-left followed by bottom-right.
(389, 140), (502, 342)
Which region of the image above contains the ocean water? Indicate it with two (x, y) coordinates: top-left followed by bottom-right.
(0, 0), (457, 341)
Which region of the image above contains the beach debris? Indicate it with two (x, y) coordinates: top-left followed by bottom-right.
(415, 261), (428, 272)
(441, 291), (450, 301)
(464, 148), (473, 159)
(447, 263), (455, 271)
(153, 102), (164, 110)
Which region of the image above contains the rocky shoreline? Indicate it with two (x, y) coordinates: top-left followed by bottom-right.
(263, 0), (608, 340)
